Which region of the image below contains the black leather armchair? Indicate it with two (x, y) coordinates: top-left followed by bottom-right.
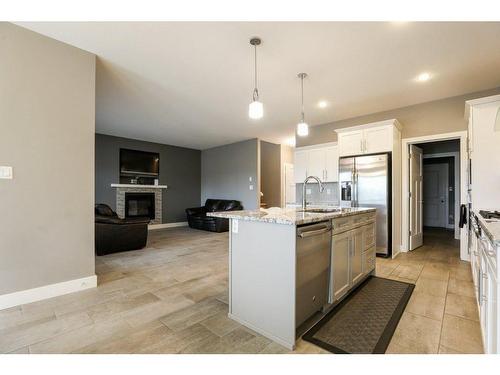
(95, 204), (150, 256)
(186, 199), (243, 232)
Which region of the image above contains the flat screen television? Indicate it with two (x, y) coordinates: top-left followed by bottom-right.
(120, 149), (159, 177)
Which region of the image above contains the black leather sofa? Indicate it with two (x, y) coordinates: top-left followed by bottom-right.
(186, 199), (243, 232)
(95, 204), (150, 256)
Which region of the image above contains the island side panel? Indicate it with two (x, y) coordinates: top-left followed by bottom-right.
(229, 219), (296, 349)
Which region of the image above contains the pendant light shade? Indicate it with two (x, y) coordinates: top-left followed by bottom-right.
(248, 37), (263, 120)
(297, 122), (309, 136)
(296, 73), (309, 137)
(249, 100), (263, 119)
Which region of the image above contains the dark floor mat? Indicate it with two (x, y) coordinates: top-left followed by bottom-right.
(302, 276), (414, 354)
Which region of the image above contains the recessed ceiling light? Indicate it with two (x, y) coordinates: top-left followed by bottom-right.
(318, 100), (328, 109)
(416, 72), (431, 82)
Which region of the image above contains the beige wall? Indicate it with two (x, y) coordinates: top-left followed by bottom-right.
(297, 87), (500, 147)
(0, 23), (96, 295)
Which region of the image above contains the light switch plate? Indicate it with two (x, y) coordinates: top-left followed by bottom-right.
(306, 188), (311, 195)
(249, 176), (253, 182)
(249, 184), (254, 190)
(0, 166), (13, 179)
(326, 189), (331, 195)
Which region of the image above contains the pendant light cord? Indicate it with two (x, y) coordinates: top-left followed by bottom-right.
(301, 75), (305, 122)
(253, 44), (259, 101)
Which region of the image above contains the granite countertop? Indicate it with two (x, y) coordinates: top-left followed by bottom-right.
(475, 210), (500, 247)
(207, 207), (376, 226)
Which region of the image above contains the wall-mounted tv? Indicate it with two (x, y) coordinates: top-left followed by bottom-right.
(120, 149), (159, 177)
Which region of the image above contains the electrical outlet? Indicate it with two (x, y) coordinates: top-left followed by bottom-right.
(306, 188), (312, 195)
(249, 184), (254, 190)
(326, 189), (331, 195)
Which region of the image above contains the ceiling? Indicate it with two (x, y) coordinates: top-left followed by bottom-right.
(17, 22), (500, 150)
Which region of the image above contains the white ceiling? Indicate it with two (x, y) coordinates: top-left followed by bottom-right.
(17, 22), (500, 150)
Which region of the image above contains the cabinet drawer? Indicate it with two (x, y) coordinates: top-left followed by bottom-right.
(332, 216), (353, 235)
(363, 246), (376, 274)
(352, 212), (375, 225)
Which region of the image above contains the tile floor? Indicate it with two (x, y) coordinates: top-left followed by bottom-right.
(0, 227), (482, 354)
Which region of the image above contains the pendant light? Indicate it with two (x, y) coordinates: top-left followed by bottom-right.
(248, 37), (263, 120)
(296, 73), (309, 137)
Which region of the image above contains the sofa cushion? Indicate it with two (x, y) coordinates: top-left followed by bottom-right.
(205, 199), (222, 212)
(95, 204), (117, 217)
(220, 200), (240, 211)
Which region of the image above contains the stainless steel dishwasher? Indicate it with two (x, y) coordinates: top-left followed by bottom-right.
(296, 220), (332, 327)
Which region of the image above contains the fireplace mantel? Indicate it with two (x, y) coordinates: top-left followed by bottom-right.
(111, 183), (168, 189)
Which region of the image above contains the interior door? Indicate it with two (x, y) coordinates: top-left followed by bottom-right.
(423, 163), (448, 228)
(330, 230), (351, 302)
(409, 145), (423, 250)
(351, 227), (364, 285)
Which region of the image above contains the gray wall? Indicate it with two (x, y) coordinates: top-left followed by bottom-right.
(201, 139), (259, 210)
(95, 134), (201, 223)
(260, 141), (281, 207)
(420, 140), (460, 154)
(297, 87), (500, 147)
(0, 23), (96, 295)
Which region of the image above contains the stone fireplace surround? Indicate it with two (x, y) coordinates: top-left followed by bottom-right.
(111, 184), (168, 225)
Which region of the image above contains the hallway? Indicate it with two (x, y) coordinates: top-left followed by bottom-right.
(378, 229), (483, 353)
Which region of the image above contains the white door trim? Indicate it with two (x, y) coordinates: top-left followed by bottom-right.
(422, 152), (460, 238)
(401, 131), (468, 261)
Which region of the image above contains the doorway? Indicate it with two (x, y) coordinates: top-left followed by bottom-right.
(402, 132), (468, 260)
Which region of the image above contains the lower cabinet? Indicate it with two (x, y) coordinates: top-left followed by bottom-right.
(330, 221), (375, 303)
(477, 235), (499, 354)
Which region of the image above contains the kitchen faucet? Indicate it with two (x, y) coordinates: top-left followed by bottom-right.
(302, 176), (325, 210)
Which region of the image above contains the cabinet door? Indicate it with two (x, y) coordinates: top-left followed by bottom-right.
(307, 149), (326, 180)
(294, 151), (308, 183)
(487, 270), (498, 354)
(338, 131), (363, 157)
(362, 222), (376, 250)
(363, 126), (392, 154)
(351, 227), (364, 285)
(324, 146), (338, 182)
(331, 231), (351, 302)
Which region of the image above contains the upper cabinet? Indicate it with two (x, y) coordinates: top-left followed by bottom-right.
(336, 120), (402, 157)
(294, 143), (338, 183)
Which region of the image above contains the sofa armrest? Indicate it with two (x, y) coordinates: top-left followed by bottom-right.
(186, 206), (206, 216)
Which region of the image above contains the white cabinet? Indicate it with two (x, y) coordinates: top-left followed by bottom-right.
(337, 121), (400, 157)
(364, 126), (393, 154)
(337, 130), (363, 156)
(324, 146), (338, 183)
(307, 149), (326, 180)
(330, 213), (376, 303)
(294, 151), (308, 183)
(294, 143), (338, 183)
(331, 230), (351, 301)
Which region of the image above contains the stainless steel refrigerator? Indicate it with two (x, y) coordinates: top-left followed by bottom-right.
(339, 153), (391, 257)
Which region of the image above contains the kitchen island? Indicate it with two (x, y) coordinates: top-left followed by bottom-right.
(208, 207), (376, 349)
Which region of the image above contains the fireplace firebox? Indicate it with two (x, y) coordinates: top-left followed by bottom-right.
(125, 192), (155, 220)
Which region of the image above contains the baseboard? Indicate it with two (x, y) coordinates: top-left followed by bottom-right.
(148, 221), (188, 230)
(0, 275), (97, 310)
